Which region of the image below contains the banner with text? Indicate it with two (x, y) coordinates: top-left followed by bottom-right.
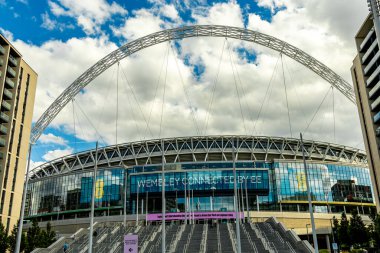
(147, 212), (244, 221)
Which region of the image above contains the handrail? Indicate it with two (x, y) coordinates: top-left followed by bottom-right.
(227, 223), (237, 253)
(169, 224), (185, 253)
(217, 224), (222, 253)
(251, 223), (275, 253)
(286, 241), (297, 253)
(200, 224), (208, 253)
(182, 224), (195, 253)
(241, 224), (258, 253)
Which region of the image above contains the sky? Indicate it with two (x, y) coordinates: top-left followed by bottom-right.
(0, 0), (370, 169)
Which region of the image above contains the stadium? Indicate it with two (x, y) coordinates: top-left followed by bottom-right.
(21, 26), (377, 252)
(24, 136), (375, 252)
(27, 135), (374, 220)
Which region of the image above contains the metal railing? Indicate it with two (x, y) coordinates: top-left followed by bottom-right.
(227, 223), (238, 253)
(241, 223), (258, 253)
(199, 223), (208, 253)
(217, 224), (222, 253)
(182, 224), (195, 253)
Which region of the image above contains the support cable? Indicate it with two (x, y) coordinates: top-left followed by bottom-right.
(72, 99), (76, 153)
(116, 61), (119, 144)
(251, 55), (281, 135)
(282, 57), (309, 128)
(170, 44), (201, 135)
(280, 53), (293, 137)
(144, 43), (170, 140)
(226, 39), (247, 134)
(229, 46), (252, 135)
(121, 72), (143, 141)
(303, 87), (332, 134)
(159, 42), (170, 138)
(203, 38), (227, 135)
(74, 100), (107, 146)
(119, 65), (153, 138)
(332, 86), (336, 143)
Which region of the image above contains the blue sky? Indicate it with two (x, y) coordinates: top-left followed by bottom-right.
(0, 0), (370, 168)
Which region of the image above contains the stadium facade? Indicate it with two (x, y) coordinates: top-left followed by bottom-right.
(25, 135), (375, 223)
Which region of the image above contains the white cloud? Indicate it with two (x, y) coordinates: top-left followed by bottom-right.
(41, 12), (56, 30)
(48, 0), (127, 35)
(39, 133), (68, 146)
(8, 0), (370, 161)
(30, 161), (45, 170)
(16, 0), (28, 4)
(42, 148), (74, 161)
(111, 9), (164, 41)
(160, 4), (179, 20)
(0, 28), (13, 41)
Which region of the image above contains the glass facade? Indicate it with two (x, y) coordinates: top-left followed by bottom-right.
(25, 161), (375, 220)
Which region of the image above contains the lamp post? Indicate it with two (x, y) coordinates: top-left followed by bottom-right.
(306, 223), (311, 243)
(232, 137), (242, 253)
(300, 133), (319, 252)
(211, 186), (216, 211)
(15, 143), (33, 253)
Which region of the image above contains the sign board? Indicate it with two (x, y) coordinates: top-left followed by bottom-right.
(332, 243), (338, 250)
(130, 170), (269, 194)
(147, 211), (244, 221)
(124, 234), (138, 253)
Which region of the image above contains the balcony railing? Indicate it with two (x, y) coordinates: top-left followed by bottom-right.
(6, 66), (16, 78)
(5, 77), (14, 89)
(0, 112), (9, 123)
(1, 100), (11, 111)
(0, 137), (5, 147)
(8, 55), (17, 67)
(3, 89), (12, 100)
(0, 45), (4, 55)
(0, 125), (7, 135)
(374, 111), (380, 123)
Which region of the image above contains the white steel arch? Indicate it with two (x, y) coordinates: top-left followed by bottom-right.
(30, 25), (356, 143)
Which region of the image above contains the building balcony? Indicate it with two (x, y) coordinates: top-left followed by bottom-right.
(366, 64), (380, 87)
(1, 100), (11, 111)
(0, 125), (7, 135)
(0, 152), (3, 160)
(3, 89), (12, 100)
(6, 66), (16, 78)
(5, 77), (14, 89)
(362, 40), (378, 65)
(0, 58), (3, 66)
(360, 28), (375, 52)
(0, 45), (4, 55)
(8, 55), (17, 67)
(0, 137), (5, 147)
(364, 50), (380, 75)
(0, 112), (9, 123)
(374, 111), (380, 123)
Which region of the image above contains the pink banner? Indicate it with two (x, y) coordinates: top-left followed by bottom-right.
(147, 212), (244, 221)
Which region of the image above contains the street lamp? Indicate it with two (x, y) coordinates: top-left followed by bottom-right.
(211, 186), (216, 211)
(306, 224), (311, 243)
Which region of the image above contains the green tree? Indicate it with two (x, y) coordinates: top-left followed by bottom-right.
(349, 209), (369, 248)
(25, 220), (43, 253)
(338, 212), (350, 249)
(8, 224), (27, 253)
(0, 222), (8, 253)
(332, 216), (340, 245)
(369, 212), (380, 248)
(39, 222), (56, 248)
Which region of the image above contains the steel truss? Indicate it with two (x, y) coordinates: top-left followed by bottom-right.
(30, 135), (366, 180)
(30, 25), (356, 144)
